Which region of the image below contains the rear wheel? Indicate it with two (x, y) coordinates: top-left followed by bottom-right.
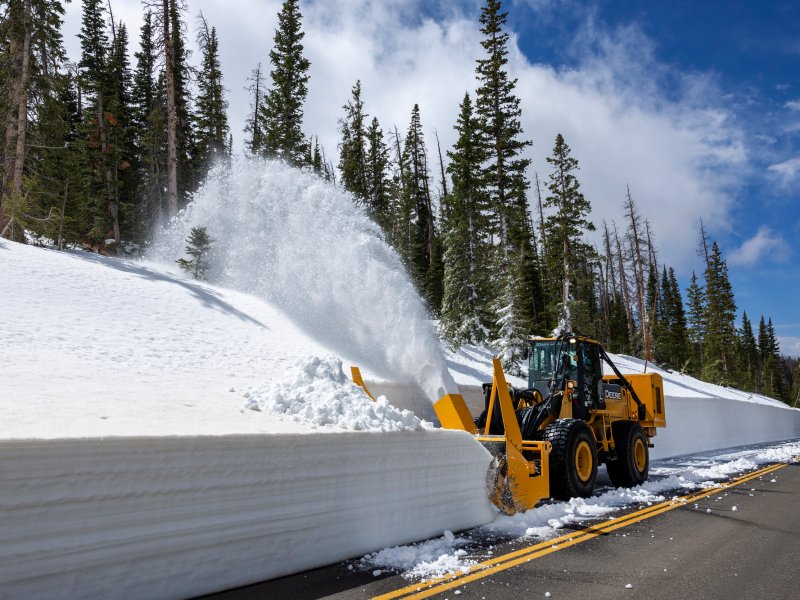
(543, 418), (598, 500)
(607, 421), (649, 488)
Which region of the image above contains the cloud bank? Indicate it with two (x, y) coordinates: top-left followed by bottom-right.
(62, 0), (748, 273)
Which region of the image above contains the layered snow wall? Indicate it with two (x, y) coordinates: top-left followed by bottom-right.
(0, 432), (494, 600)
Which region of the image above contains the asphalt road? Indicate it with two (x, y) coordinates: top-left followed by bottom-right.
(198, 461), (800, 600)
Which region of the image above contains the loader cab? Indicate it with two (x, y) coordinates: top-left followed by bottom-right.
(528, 336), (604, 418)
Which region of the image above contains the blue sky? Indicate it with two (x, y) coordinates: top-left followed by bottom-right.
(505, 0), (800, 353)
(62, 0), (799, 354)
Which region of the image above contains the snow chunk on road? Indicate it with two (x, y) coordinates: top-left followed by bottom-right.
(360, 530), (477, 580)
(245, 356), (430, 431)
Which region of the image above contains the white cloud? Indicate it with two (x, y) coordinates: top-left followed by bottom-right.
(767, 156), (800, 184)
(785, 99), (800, 111)
(728, 226), (790, 268)
(61, 0), (748, 272)
(778, 336), (800, 357)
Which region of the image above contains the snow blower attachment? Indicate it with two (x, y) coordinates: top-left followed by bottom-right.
(431, 334), (667, 514)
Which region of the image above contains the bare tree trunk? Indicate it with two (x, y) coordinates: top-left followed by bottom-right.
(625, 186), (649, 359)
(613, 222), (635, 345)
(163, 0), (178, 218)
(433, 128), (448, 208)
(11, 10), (31, 200)
(534, 172), (546, 255)
(698, 218), (710, 271)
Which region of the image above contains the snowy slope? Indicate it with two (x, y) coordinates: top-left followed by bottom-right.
(0, 238), (494, 599)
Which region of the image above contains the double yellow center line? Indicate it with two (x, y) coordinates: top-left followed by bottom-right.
(375, 461), (790, 600)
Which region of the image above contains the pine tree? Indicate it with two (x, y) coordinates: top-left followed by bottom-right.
(543, 133), (595, 333)
(440, 92), (493, 345)
(397, 104), (439, 312)
(194, 15), (228, 170)
(474, 0), (540, 366)
(167, 0), (196, 201)
(2, 0), (69, 241)
(176, 225), (212, 279)
(364, 116), (392, 233)
(665, 267), (690, 370)
(686, 270), (705, 376)
(131, 10), (164, 233)
(105, 19), (136, 246)
(77, 0), (113, 244)
(338, 80), (368, 200)
(257, 0), (310, 164)
(243, 62), (264, 154)
(738, 311), (759, 391)
(702, 241), (737, 385)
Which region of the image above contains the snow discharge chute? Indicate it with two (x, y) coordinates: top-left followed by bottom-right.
(151, 156), (459, 402)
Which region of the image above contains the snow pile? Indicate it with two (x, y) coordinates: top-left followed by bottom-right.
(244, 356), (430, 431)
(151, 157), (457, 402)
(361, 530), (477, 580)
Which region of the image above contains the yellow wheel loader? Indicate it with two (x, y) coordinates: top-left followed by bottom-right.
(432, 333), (667, 514)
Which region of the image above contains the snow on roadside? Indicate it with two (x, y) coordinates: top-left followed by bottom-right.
(361, 439), (800, 580)
(360, 530), (478, 580)
(244, 356), (431, 431)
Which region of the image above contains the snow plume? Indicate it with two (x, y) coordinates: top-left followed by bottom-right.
(244, 356), (430, 432)
(151, 157), (457, 402)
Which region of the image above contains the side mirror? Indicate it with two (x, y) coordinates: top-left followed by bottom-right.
(521, 345), (530, 360)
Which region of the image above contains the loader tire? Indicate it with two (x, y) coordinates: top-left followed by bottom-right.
(543, 418), (597, 500)
(607, 421), (649, 488)
(516, 405), (541, 440)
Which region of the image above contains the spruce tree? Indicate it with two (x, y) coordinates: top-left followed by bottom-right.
(474, 0), (541, 366)
(338, 80), (369, 200)
(131, 10), (164, 232)
(543, 133), (595, 333)
(243, 63), (264, 154)
(686, 270), (705, 376)
(665, 267), (690, 370)
(397, 104), (439, 312)
(258, 0), (310, 164)
(702, 241), (737, 385)
(176, 225), (212, 279)
(1, 0), (68, 235)
(167, 0), (196, 201)
(738, 311), (759, 391)
(441, 92), (493, 345)
(195, 16), (229, 169)
(364, 117), (393, 233)
(77, 0), (113, 243)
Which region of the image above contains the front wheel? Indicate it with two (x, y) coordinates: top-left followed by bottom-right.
(607, 421), (649, 488)
(543, 418), (598, 500)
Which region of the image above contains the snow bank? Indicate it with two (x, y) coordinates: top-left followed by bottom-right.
(0, 432), (494, 600)
(245, 356), (430, 432)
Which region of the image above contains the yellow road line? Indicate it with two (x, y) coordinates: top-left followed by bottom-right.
(375, 462), (788, 600)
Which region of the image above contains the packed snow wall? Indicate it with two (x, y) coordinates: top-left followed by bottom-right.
(649, 396), (800, 460)
(0, 432), (494, 600)
(455, 384), (800, 460)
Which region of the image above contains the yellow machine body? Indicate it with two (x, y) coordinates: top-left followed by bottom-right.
(434, 358), (552, 514)
(352, 334), (666, 515)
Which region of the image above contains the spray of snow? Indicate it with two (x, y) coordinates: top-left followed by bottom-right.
(150, 157), (457, 402)
(244, 355), (431, 431)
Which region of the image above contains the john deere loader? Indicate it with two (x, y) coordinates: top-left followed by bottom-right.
(431, 333), (667, 514)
